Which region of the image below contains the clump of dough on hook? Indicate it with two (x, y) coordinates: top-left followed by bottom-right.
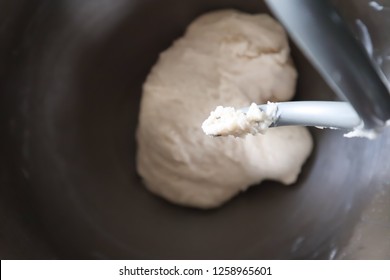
(202, 102), (278, 137)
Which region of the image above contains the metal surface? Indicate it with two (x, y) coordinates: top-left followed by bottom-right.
(0, 0), (390, 259)
(265, 0), (390, 129)
(258, 101), (361, 129)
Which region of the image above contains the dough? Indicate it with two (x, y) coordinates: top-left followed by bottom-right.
(202, 102), (278, 137)
(136, 10), (313, 209)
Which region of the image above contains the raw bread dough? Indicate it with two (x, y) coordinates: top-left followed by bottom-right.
(202, 102), (278, 137)
(136, 10), (313, 209)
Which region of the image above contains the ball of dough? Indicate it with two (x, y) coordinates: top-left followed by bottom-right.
(136, 10), (313, 209)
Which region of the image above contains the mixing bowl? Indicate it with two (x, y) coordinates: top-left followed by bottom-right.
(1, 0), (390, 259)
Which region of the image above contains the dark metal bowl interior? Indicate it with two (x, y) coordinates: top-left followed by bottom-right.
(1, 0), (390, 259)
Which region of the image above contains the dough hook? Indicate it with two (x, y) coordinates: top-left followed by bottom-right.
(241, 101), (361, 130)
(265, 0), (390, 130)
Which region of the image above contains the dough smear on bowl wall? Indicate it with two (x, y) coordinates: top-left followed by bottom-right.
(136, 9), (313, 209)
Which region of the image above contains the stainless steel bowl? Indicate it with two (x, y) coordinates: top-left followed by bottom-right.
(1, 0), (389, 259)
